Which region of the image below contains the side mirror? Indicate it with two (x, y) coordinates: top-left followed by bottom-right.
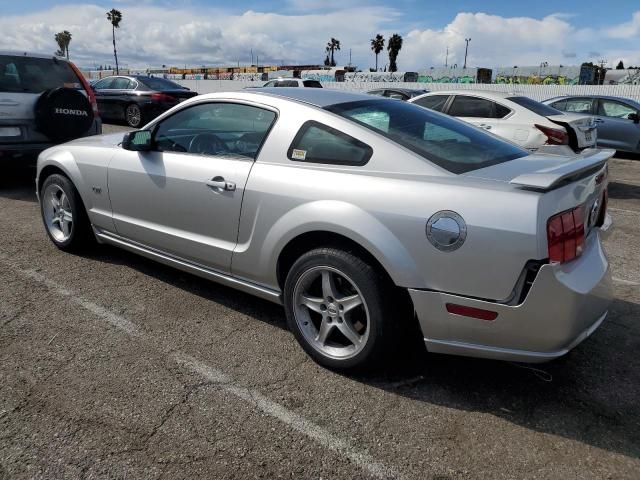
(122, 130), (152, 151)
(628, 113), (640, 124)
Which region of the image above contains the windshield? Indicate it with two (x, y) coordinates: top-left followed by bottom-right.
(0, 55), (81, 93)
(137, 76), (186, 91)
(507, 96), (562, 117)
(325, 99), (528, 174)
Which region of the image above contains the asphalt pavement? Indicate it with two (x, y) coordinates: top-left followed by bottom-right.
(0, 128), (639, 479)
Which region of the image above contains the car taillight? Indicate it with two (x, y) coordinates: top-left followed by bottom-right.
(535, 124), (568, 145)
(69, 61), (99, 118)
(151, 93), (176, 103)
(547, 205), (585, 263)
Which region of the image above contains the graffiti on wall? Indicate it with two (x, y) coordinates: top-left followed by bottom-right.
(604, 69), (640, 85)
(494, 66), (581, 85)
(417, 68), (477, 83)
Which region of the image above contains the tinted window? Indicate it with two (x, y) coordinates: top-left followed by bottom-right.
(548, 99), (567, 111)
(112, 77), (134, 89)
(93, 78), (114, 89)
(387, 91), (408, 100)
(326, 99), (528, 174)
(263, 80), (277, 87)
(277, 80), (299, 87)
(508, 96), (564, 116)
(303, 80), (322, 88)
(448, 96), (496, 117)
(367, 90), (385, 97)
(562, 98), (593, 114)
(288, 121), (373, 166)
(137, 76), (185, 90)
(413, 95), (450, 112)
(597, 99), (637, 118)
(154, 102), (276, 159)
(0, 55), (81, 93)
(495, 103), (511, 118)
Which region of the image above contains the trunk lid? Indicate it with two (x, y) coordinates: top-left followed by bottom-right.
(547, 113), (597, 150)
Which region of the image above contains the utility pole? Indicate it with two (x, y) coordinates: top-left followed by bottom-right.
(445, 46), (448, 67)
(349, 48), (352, 67)
(463, 38), (471, 69)
(251, 48), (254, 66)
(598, 59), (607, 84)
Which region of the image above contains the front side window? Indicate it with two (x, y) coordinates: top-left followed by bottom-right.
(413, 95), (450, 112)
(325, 99), (527, 174)
(153, 102), (276, 159)
(597, 99), (637, 118)
(288, 121), (373, 166)
(448, 96), (495, 118)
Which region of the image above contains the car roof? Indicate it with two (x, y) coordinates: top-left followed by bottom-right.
(249, 87), (372, 107)
(419, 90), (518, 100)
(0, 50), (70, 61)
(545, 94), (640, 104)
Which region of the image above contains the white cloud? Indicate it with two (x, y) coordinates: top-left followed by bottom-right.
(2, 4), (640, 71)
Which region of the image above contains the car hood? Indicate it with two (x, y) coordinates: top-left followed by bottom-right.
(65, 132), (125, 148)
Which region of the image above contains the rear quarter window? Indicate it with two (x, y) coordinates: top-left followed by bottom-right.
(288, 121), (373, 166)
(0, 55), (81, 93)
(303, 80), (322, 88)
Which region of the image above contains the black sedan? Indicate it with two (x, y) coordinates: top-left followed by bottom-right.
(92, 75), (198, 127)
(366, 88), (430, 101)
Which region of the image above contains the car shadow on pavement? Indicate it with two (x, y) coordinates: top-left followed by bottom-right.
(609, 181), (640, 201)
(0, 166), (37, 203)
(76, 245), (640, 461)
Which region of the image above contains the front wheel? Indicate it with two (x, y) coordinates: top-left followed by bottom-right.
(125, 103), (143, 128)
(40, 174), (93, 252)
(284, 247), (397, 371)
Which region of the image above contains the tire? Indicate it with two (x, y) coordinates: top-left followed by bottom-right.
(34, 88), (94, 141)
(125, 103), (143, 128)
(284, 247), (397, 371)
(40, 174), (93, 252)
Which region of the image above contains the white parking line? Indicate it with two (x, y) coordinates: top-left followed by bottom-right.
(609, 207), (640, 216)
(0, 255), (403, 480)
(612, 277), (640, 287)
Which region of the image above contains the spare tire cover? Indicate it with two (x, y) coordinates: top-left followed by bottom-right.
(35, 88), (94, 141)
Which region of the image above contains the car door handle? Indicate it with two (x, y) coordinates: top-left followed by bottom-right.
(206, 176), (236, 191)
(594, 118), (605, 123)
(478, 124), (492, 130)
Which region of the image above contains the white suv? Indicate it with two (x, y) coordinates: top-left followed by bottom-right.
(261, 78), (323, 88)
(0, 51), (101, 163)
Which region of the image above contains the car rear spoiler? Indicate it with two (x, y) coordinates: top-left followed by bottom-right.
(510, 148), (614, 191)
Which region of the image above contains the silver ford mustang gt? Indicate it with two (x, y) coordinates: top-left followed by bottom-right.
(36, 88), (613, 371)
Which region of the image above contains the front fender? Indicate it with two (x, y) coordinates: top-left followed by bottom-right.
(37, 149), (91, 207)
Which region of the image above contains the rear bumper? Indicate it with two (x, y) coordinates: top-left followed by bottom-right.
(409, 231), (612, 363)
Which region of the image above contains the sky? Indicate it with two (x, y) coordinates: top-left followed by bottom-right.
(1, 0), (639, 71)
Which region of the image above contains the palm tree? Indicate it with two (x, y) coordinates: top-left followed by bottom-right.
(106, 9), (123, 74)
(370, 34), (384, 72)
(325, 38), (341, 67)
(387, 33), (403, 72)
(54, 31), (72, 59)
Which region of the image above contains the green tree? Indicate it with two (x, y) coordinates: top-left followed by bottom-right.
(54, 30), (72, 59)
(370, 34), (384, 72)
(106, 9), (123, 74)
(616, 60), (625, 70)
(325, 38), (341, 67)
(387, 34), (403, 72)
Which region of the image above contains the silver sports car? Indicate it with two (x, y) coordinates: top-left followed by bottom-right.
(36, 88), (613, 371)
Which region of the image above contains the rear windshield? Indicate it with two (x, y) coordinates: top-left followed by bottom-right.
(0, 55), (81, 93)
(137, 76), (186, 90)
(507, 96), (562, 117)
(325, 99), (528, 174)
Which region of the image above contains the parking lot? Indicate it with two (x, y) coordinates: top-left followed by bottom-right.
(0, 123), (639, 479)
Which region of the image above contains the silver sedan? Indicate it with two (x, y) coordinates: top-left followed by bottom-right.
(36, 88), (613, 371)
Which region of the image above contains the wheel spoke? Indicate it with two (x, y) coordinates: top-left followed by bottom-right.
(315, 317), (333, 345)
(50, 191), (60, 209)
(51, 217), (60, 226)
(60, 219), (71, 237)
(60, 192), (69, 210)
(61, 210), (73, 223)
(337, 320), (361, 346)
(321, 270), (339, 299)
(300, 295), (324, 313)
(339, 294), (362, 314)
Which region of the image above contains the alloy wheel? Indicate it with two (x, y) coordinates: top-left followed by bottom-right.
(42, 184), (73, 242)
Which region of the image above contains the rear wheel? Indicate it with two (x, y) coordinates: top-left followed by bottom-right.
(125, 103), (143, 128)
(284, 247), (396, 371)
(40, 174), (93, 252)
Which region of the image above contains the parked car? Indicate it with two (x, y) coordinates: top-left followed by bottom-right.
(36, 88), (612, 371)
(92, 75), (198, 128)
(260, 78), (323, 88)
(0, 51), (101, 163)
(367, 88), (429, 100)
(543, 95), (640, 154)
(410, 90), (597, 152)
